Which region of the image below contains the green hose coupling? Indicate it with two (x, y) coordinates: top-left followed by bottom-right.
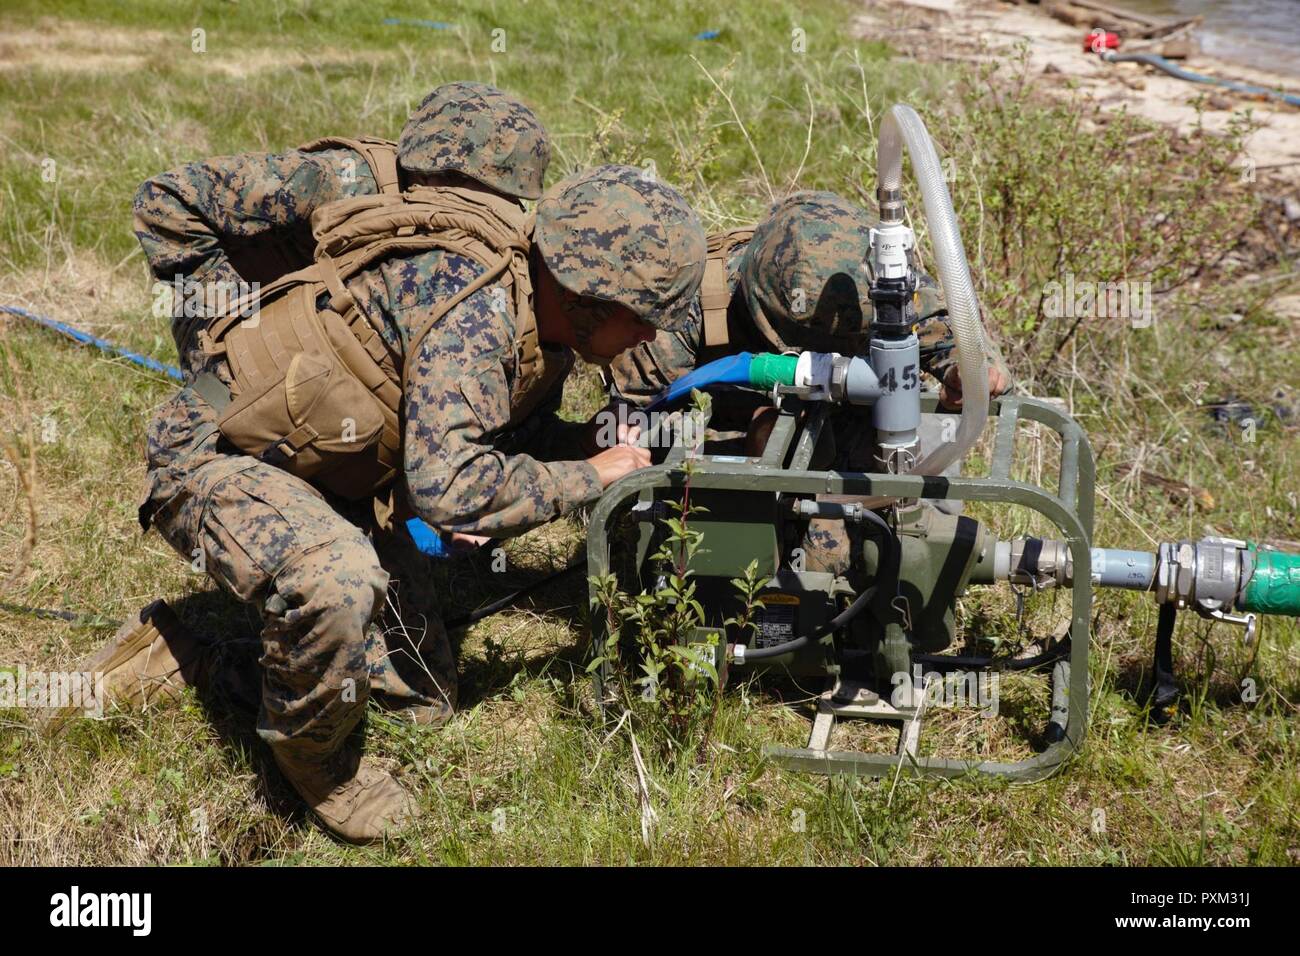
(1241, 543), (1300, 617)
(749, 352), (799, 390)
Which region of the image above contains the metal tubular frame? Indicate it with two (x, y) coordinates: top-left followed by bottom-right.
(586, 394), (1096, 782)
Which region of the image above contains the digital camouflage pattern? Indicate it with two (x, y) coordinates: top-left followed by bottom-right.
(804, 519), (858, 576)
(139, 387), (390, 760)
(739, 190), (875, 355)
(398, 81), (551, 200)
(138, 164), (711, 758)
(535, 165), (706, 331)
(603, 233), (752, 408)
(139, 241), (595, 755)
(607, 192), (1010, 407)
(134, 82), (552, 373)
(134, 146), (380, 372)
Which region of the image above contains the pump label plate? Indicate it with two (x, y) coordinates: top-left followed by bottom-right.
(755, 594), (799, 648)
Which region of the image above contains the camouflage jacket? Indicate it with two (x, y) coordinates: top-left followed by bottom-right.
(336, 246), (598, 537)
(133, 145), (383, 369)
(145, 244), (599, 540)
(605, 237), (994, 408)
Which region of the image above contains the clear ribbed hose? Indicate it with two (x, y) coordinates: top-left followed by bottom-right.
(877, 104), (989, 476)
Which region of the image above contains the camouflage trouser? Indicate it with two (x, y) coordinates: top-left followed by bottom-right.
(804, 517), (857, 576)
(801, 413), (966, 576)
(138, 387), (456, 760)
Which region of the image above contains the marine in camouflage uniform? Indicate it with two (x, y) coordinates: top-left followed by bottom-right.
(605, 191), (1011, 577)
(605, 190), (1008, 410)
(133, 81), (550, 375)
(127, 81), (550, 786)
(129, 164), (704, 842)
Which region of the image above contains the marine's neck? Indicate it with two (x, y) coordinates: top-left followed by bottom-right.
(530, 246), (572, 348)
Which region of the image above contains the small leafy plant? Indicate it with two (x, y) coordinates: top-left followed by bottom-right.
(588, 390), (765, 762)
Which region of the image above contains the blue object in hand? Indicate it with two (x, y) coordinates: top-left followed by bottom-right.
(405, 517), (448, 557)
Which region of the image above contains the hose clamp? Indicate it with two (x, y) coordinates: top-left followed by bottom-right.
(877, 189), (905, 222)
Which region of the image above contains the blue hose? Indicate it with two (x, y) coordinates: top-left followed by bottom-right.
(380, 17), (454, 30)
(646, 351), (755, 412)
(1102, 52), (1300, 108)
(1, 304), (184, 381)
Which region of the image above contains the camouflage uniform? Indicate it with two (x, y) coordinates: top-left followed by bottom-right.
(605, 191), (1009, 577)
(133, 81), (549, 375)
(398, 81), (549, 199)
(138, 165), (704, 768)
(605, 190), (1009, 407)
(131, 83), (552, 739)
(605, 237), (754, 408)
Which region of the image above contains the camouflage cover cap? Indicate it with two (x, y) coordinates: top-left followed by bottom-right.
(398, 81), (551, 200)
(739, 191), (875, 353)
(914, 271), (947, 323)
(534, 165), (706, 333)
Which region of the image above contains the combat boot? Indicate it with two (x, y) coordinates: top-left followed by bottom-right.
(389, 699), (454, 727)
(38, 600), (207, 734)
(273, 744), (416, 845)
(372, 687), (455, 728)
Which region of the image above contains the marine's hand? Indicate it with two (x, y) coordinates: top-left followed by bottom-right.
(447, 532), (492, 552)
(588, 427), (650, 487)
(940, 363), (1010, 409)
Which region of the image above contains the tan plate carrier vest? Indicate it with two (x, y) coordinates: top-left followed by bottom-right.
(196, 183), (549, 501)
(299, 135), (402, 196)
(698, 227), (754, 348)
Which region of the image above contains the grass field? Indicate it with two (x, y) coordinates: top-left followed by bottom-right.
(1, 0), (1297, 865)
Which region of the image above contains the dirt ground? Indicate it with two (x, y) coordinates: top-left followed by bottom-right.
(854, 0), (1300, 173)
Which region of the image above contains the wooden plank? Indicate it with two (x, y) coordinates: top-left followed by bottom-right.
(1064, 0), (1165, 28)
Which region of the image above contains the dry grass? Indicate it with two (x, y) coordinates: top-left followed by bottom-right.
(0, 0), (1297, 865)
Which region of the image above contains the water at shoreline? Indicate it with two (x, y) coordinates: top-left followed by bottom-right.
(1117, 0), (1300, 77)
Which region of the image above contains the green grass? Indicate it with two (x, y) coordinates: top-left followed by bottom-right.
(1, 0), (1298, 865)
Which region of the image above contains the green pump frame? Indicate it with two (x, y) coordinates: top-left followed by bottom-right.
(586, 393), (1096, 782)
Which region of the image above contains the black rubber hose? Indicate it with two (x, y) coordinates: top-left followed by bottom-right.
(0, 601), (81, 622)
(443, 560), (585, 631)
(1149, 601), (1179, 722)
(739, 584), (882, 661)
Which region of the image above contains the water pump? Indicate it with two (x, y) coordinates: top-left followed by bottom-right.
(588, 105), (1300, 780)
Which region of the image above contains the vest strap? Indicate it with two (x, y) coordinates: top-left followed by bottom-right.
(196, 183), (539, 501)
(357, 139), (401, 195)
(402, 251), (515, 391)
(298, 136), (401, 195)
(260, 423), (320, 466)
(700, 256), (731, 347)
(317, 253), (356, 316)
(698, 226), (754, 347)
(192, 370), (232, 413)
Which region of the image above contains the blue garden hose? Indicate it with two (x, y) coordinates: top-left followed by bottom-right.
(1101, 51), (1300, 108)
(1, 304), (184, 381)
(646, 352), (755, 412)
(380, 17), (454, 30)
(645, 351), (800, 412)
